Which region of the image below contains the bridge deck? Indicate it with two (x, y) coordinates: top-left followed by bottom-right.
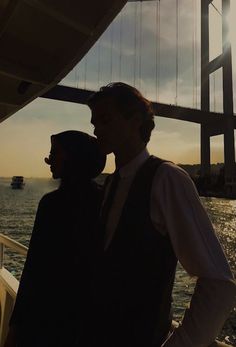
(42, 85), (236, 136)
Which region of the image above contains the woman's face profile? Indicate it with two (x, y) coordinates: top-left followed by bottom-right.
(45, 138), (66, 179)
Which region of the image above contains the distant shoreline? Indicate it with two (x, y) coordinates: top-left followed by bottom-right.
(1, 170), (235, 199)
(0, 162), (227, 179)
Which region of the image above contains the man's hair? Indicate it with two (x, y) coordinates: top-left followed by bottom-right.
(87, 82), (155, 144)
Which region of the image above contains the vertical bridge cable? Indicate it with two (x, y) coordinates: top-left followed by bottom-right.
(134, 1), (138, 87)
(175, 0), (179, 105)
(76, 65), (79, 89)
(158, 0), (161, 102)
(155, 0), (158, 101)
(73, 66), (79, 89)
(194, 0), (198, 108)
(155, 0), (160, 102)
(119, 10), (123, 81)
(110, 24), (114, 83)
(74, 67), (76, 89)
(97, 39), (101, 88)
(192, 0), (195, 108)
(84, 55), (87, 90)
(139, 1), (143, 90)
(214, 73), (216, 112)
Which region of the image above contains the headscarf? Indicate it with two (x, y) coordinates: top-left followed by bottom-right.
(46, 130), (106, 179)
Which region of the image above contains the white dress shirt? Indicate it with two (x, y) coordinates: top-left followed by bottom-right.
(103, 148), (236, 347)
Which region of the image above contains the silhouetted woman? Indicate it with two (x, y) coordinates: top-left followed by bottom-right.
(6, 130), (106, 347)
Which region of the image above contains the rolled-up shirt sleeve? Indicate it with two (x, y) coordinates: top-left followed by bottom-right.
(150, 162), (236, 347)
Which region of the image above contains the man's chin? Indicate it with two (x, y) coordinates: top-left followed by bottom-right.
(52, 173), (59, 179)
(103, 149), (113, 155)
(98, 144), (113, 155)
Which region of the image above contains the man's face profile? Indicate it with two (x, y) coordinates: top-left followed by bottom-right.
(91, 98), (137, 155)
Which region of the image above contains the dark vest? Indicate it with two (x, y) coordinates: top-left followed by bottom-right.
(91, 156), (177, 347)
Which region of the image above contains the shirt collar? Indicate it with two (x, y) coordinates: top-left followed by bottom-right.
(117, 148), (150, 178)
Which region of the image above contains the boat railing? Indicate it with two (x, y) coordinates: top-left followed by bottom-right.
(0, 234), (28, 268)
(0, 233), (233, 347)
(0, 234), (28, 347)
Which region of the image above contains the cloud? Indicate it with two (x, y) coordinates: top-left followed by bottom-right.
(0, 99), (95, 177)
(62, 0), (203, 108)
(63, 0), (236, 114)
(1, 0), (236, 177)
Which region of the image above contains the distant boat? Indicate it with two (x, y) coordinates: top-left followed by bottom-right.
(11, 176), (25, 189)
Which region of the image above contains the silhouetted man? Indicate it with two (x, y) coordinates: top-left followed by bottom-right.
(88, 82), (235, 347)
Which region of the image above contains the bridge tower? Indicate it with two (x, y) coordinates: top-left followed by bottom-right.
(201, 0), (236, 195)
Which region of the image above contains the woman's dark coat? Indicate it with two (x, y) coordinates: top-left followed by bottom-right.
(10, 181), (102, 347)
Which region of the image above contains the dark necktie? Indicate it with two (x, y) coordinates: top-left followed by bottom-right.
(100, 170), (120, 229)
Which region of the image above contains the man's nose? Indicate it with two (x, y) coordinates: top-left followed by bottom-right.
(44, 157), (51, 165)
(93, 126), (99, 137)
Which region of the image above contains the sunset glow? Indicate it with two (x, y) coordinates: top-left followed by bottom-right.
(0, 0), (235, 177)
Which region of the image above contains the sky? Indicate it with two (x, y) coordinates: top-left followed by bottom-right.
(0, 0), (236, 177)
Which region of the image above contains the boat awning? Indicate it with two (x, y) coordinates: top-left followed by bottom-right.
(0, 0), (127, 123)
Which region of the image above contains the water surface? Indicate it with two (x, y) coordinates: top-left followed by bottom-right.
(0, 177), (235, 345)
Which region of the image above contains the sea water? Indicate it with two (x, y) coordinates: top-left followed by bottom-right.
(0, 177), (235, 345)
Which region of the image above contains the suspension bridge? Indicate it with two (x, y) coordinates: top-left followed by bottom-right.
(0, 0), (235, 194)
(40, 0), (236, 195)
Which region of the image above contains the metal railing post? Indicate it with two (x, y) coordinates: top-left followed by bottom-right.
(0, 242), (4, 269)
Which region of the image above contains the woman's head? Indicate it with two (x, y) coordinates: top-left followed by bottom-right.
(44, 130), (106, 180)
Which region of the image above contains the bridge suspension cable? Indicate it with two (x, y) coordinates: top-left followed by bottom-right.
(119, 11), (123, 81)
(76, 62), (81, 89)
(97, 39), (101, 87)
(158, 0), (161, 102)
(74, 67), (76, 89)
(139, 1), (143, 89)
(72, 0), (201, 106)
(175, 0), (179, 105)
(195, 0), (200, 109)
(213, 72), (216, 112)
(155, 0), (160, 102)
(84, 55), (88, 89)
(133, 1), (138, 86)
(192, 0), (198, 108)
(192, 0), (194, 107)
(110, 24), (114, 82)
